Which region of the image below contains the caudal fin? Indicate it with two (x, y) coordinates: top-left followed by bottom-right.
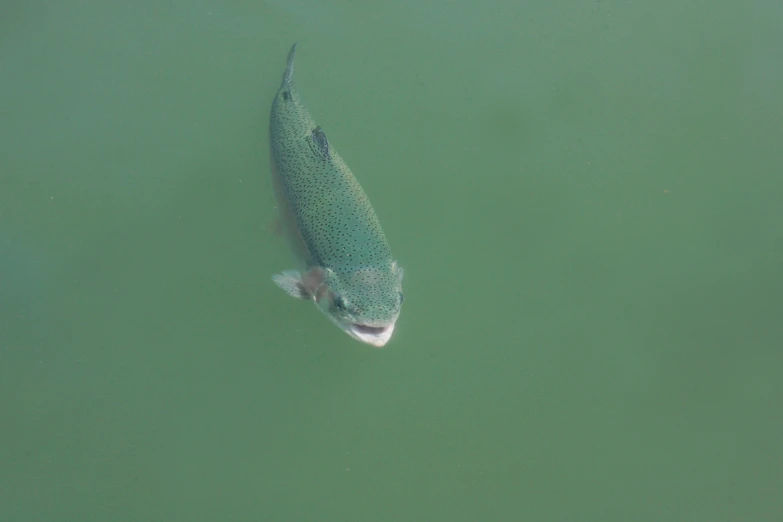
(281, 43), (298, 87)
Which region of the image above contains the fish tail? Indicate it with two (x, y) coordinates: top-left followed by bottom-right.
(281, 43), (298, 87)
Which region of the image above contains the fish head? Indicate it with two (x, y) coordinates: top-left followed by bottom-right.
(316, 261), (404, 348)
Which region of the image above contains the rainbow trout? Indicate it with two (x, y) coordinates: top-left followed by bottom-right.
(268, 44), (404, 347)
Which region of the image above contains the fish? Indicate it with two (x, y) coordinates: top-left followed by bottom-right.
(268, 43), (404, 348)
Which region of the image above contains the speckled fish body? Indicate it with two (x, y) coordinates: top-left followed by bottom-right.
(269, 44), (403, 347)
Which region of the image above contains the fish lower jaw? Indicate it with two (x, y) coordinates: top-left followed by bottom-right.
(347, 323), (395, 348)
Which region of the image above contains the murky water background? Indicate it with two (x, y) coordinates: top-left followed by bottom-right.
(2, 0), (782, 520)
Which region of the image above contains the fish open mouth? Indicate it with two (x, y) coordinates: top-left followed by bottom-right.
(348, 323), (395, 348)
(352, 324), (387, 335)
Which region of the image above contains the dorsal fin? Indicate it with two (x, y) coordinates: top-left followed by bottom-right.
(310, 126), (330, 159)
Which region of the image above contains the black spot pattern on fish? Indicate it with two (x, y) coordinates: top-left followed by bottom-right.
(269, 45), (402, 324)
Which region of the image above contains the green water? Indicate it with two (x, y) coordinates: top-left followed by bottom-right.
(2, 0), (781, 520)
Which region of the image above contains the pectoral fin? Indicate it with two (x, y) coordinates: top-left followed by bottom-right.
(265, 216), (283, 236)
(272, 267), (327, 300)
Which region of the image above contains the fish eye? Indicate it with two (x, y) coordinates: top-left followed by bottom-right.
(333, 295), (346, 311)
(399, 292), (404, 305)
